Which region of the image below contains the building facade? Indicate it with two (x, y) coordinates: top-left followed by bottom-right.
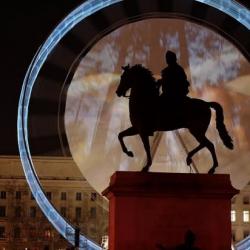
(0, 155), (250, 249)
(232, 183), (250, 245)
(0, 156), (108, 249)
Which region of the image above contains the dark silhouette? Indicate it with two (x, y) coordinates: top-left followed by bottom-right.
(156, 243), (168, 250)
(155, 230), (200, 250)
(157, 51), (190, 101)
(116, 64), (233, 173)
(175, 230), (201, 250)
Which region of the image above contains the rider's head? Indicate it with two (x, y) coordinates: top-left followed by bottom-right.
(165, 50), (177, 65)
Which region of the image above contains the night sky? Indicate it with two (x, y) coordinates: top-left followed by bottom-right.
(1, 1), (83, 155)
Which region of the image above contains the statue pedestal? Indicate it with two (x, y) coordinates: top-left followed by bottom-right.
(102, 171), (238, 250)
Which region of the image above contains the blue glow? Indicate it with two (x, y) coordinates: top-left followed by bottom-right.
(235, 235), (250, 250)
(196, 0), (250, 30)
(17, 0), (250, 248)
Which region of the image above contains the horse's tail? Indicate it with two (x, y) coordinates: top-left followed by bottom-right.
(209, 102), (233, 149)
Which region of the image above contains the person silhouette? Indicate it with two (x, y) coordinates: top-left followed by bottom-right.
(158, 50), (190, 102)
(155, 230), (201, 250)
(175, 230), (201, 250)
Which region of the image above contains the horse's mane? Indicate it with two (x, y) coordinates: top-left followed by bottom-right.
(130, 64), (156, 87)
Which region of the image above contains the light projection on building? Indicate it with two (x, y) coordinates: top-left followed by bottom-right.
(66, 18), (250, 194)
(17, 0), (250, 248)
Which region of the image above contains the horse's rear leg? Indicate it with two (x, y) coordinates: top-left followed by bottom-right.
(186, 144), (204, 166)
(189, 131), (218, 174)
(205, 138), (218, 174)
(140, 134), (152, 172)
(118, 127), (138, 157)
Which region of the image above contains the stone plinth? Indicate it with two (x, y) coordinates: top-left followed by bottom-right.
(102, 171), (238, 250)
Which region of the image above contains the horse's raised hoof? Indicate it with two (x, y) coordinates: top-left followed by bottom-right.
(208, 167), (216, 174)
(126, 151), (134, 157)
(186, 157), (192, 166)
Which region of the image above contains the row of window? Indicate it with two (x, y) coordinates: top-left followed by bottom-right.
(231, 210), (250, 222)
(43, 192), (96, 201)
(0, 191), (21, 200)
(232, 195), (250, 205)
(60, 206), (96, 219)
(0, 226), (56, 240)
(0, 206), (36, 218)
(0, 205), (96, 219)
(0, 191), (97, 201)
(0, 226), (21, 239)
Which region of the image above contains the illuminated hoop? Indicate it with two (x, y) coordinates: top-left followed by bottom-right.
(17, 0), (250, 248)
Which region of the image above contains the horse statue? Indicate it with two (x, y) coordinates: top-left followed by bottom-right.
(115, 64), (233, 174)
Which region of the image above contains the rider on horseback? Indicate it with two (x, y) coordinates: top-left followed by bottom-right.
(157, 50), (190, 102)
(116, 63), (233, 174)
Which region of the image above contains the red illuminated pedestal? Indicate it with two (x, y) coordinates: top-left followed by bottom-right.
(102, 172), (238, 250)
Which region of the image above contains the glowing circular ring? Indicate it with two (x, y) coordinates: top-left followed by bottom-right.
(17, 0), (250, 248)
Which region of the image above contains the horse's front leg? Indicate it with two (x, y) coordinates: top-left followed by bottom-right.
(140, 133), (152, 172)
(118, 127), (138, 157)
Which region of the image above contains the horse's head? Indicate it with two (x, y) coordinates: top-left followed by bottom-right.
(116, 64), (157, 98)
(116, 65), (132, 97)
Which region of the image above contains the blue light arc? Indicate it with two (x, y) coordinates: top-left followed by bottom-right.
(17, 0), (250, 248)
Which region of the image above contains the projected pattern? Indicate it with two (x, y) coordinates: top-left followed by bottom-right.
(66, 18), (250, 194)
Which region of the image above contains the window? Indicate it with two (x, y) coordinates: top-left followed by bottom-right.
(0, 191), (6, 199)
(0, 207), (6, 217)
(0, 226), (5, 239)
(44, 228), (52, 240)
(29, 227), (36, 239)
(91, 192), (97, 201)
(244, 230), (250, 239)
(30, 207), (36, 218)
(232, 231), (236, 242)
(30, 193), (35, 200)
(243, 196), (250, 204)
(75, 207), (81, 220)
(231, 210), (236, 222)
(101, 235), (109, 249)
(15, 206), (21, 217)
(16, 191), (21, 200)
(243, 210), (250, 222)
(46, 192), (52, 200)
(76, 192), (82, 201)
(14, 227), (21, 238)
(61, 207), (66, 217)
(61, 192), (67, 201)
(90, 207), (96, 219)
